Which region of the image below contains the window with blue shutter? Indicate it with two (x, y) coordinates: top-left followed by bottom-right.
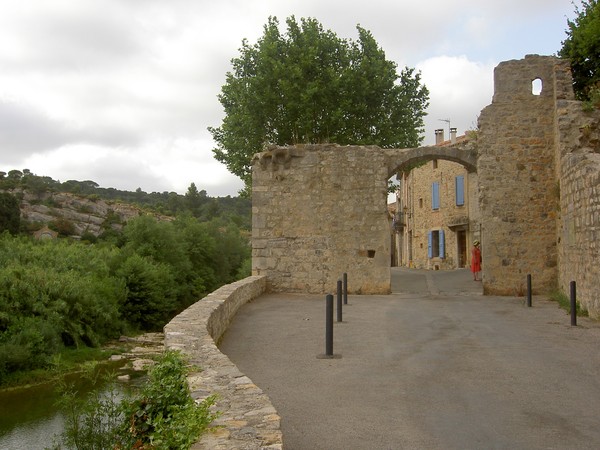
(427, 231), (433, 258)
(428, 230), (445, 259)
(455, 176), (465, 206)
(432, 182), (440, 210)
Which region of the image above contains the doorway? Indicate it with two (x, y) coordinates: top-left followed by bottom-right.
(457, 230), (467, 268)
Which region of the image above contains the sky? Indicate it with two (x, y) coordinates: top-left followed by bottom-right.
(0, 0), (577, 197)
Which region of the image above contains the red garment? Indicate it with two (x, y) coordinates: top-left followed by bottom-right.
(471, 246), (481, 273)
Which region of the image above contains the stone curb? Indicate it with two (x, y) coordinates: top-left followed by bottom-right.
(164, 276), (283, 449)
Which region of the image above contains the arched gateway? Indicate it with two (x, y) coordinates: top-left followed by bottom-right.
(251, 142), (477, 294)
(252, 55), (586, 302)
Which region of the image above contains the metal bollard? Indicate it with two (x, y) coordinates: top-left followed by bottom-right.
(570, 281), (577, 327)
(337, 280), (343, 322)
(526, 274), (532, 307)
(325, 294), (334, 355)
(343, 272), (348, 305)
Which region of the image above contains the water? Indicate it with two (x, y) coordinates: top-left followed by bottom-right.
(0, 362), (141, 450)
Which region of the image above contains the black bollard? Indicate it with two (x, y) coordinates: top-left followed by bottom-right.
(337, 280), (343, 322)
(343, 272), (348, 305)
(325, 294), (334, 355)
(526, 274), (532, 307)
(570, 281), (577, 326)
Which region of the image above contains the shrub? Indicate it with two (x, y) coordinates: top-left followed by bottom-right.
(52, 351), (218, 449)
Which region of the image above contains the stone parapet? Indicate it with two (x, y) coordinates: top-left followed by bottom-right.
(164, 276), (283, 449)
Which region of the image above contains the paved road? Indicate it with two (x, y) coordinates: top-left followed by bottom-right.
(219, 268), (600, 450)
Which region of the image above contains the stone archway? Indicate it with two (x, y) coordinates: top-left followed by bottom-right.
(251, 142), (479, 294)
(252, 56), (573, 298)
(384, 144), (477, 178)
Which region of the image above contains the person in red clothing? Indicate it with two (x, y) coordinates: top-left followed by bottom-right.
(471, 240), (481, 281)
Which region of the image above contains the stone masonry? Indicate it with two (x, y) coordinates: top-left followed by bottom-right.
(252, 55), (600, 316)
(252, 144), (391, 294)
(555, 78), (600, 317)
(164, 276), (283, 449)
(477, 55), (562, 295)
(252, 143), (477, 295)
(401, 158), (478, 270)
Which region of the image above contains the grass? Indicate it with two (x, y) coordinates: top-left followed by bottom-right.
(548, 289), (589, 317)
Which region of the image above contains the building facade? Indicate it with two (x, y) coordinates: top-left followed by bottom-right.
(393, 130), (480, 270)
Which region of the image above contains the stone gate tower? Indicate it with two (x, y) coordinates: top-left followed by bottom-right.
(477, 55), (572, 295)
(251, 144), (391, 294)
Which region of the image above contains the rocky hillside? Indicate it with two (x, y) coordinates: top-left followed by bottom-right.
(12, 189), (171, 237)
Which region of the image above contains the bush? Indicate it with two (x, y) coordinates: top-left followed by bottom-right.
(120, 350), (218, 449)
(51, 351), (218, 450)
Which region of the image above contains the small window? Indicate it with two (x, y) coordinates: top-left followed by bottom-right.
(419, 198), (423, 208)
(432, 182), (440, 210)
(532, 78), (542, 96)
(432, 159), (438, 169)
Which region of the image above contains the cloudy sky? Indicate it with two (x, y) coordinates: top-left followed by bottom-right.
(0, 0), (576, 197)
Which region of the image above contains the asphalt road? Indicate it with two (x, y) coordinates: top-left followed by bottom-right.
(219, 268), (600, 450)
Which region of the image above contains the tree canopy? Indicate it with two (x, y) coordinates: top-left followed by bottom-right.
(0, 193), (20, 235)
(560, 0), (600, 101)
(209, 16), (430, 191)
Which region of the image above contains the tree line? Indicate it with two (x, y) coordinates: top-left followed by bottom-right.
(0, 185), (251, 384)
(0, 169), (250, 227)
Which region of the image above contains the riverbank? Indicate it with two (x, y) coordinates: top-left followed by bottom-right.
(0, 332), (164, 391)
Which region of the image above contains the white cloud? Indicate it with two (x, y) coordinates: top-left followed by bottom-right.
(417, 55), (495, 144)
(0, 0), (577, 196)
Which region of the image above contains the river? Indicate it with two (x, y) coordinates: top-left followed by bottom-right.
(0, 333), (164, 450)
(0, 360), (142, 450)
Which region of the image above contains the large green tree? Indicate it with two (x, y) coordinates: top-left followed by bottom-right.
(209, 16), (429, 191)
(560, 0), (600, 100)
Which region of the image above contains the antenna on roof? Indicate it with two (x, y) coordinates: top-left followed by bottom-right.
(438, 118), (451, 138)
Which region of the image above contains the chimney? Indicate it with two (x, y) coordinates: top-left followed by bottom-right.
(450, 127), (457, 144)
(435, 129), (444, 145)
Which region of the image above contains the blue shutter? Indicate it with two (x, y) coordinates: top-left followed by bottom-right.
(439, 229), (445, 259)
(455, 176), (465, 206)
(432, 182), (440, 210)
(427, 231), (433, 258)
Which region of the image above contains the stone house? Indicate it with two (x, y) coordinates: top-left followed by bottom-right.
(393, 129), (480, 270)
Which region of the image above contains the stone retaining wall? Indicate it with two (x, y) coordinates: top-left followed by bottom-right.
(164, 275), (283, 449)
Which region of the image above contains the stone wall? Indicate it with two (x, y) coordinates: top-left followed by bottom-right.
(477, 55), (565, 295)
(251, 55), (600, 315)
(555, 98), (600, 318)
(163, 276), (283, 449)
(252, 144), (391, 294)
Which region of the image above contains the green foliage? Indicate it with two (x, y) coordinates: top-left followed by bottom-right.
(51, 369), (124, 450)
(0, 192), (20, 234)
(0, 171), (251, 228)
(49, 217), (77, 237)
(51, 351), (217, 450)
(120, 350), (218, 449)
(0, 237), (126, 382)
(560, 0), (600, 101)
(548, 289), (589, 317)
(117, 254), (177, 330)
(0, 199), (251, 382)
(209, 16), (429, 190)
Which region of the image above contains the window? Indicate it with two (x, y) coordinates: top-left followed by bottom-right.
(532, 78), (542, 95)
(432, 159), (438, 169)
(419, 198), (423, 208)
(432, 182), (440, 210)
(455, 175), (465, 206)
(428, 230), (445, 259)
